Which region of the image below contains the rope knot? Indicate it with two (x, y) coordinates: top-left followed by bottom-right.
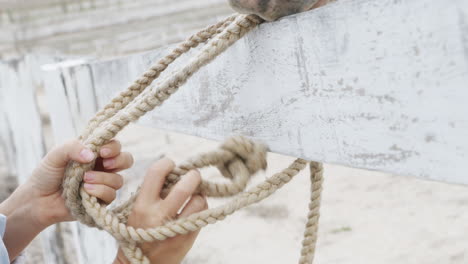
(219, 135), (267, 178)
(161, 136), (268, 198)
(178, 136), (268, 197)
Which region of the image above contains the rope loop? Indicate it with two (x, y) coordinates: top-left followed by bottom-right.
(162, 136), (268, 197)
(62, 13), (323, 264)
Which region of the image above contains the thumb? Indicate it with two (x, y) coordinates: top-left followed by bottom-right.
(43, 140), (96, 169)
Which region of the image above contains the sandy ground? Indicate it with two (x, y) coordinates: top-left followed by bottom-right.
(106, 124), (468, 264)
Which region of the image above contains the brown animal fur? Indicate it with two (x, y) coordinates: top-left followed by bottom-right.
(229, 0), (331, 21)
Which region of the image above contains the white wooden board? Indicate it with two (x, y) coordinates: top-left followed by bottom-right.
(0, 56), (58, 263)
(41, 58), (119, 264)
(43, 0), (468, 186)
(0, 56), (46, 184)
(0, 55), (109, 264)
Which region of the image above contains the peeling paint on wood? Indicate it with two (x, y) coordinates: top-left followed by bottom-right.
(0, 55), (109, 264)
(42, 59), (118, 263)
(0, 56), (52, 263)
(0, 56), (46, 183)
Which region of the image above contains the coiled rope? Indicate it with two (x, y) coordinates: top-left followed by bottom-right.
(63, 14), (323, 264)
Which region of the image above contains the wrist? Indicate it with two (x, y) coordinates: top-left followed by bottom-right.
(11, 183), (51, 230)
(0, 182), (55, 229)
(2, 196), (47, 261)
(33, 196), (62, 228)
(0, 183), (34, 217)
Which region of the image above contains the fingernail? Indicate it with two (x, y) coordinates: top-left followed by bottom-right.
(84, 183), (94, 190)
(80, 149), (95, 162)
(103, 158), (115, 169)
(100, 148), (111, 157)
(84, 172), (95, 182)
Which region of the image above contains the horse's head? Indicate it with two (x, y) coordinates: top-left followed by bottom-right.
(229, 0), (330, 21)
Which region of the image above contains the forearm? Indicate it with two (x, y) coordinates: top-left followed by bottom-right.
(0, 183), (47, 261)
(2, 203), (45, 261)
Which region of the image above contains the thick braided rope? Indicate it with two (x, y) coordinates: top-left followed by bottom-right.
(63, 13), (324, 264)
(63, 15), (237, 225)
(79, 14), (237, 141)
(63, 14), (262, 226)
(299, 162), (323, 264)
(80, 158), (320, 264)
(62, 14), (236, 225)
(114, 135), (269, 224)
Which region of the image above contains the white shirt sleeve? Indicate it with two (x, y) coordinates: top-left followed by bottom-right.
(0, 214), (10, 264)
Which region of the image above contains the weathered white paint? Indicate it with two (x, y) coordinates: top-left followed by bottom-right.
(0, 55), (106, 264)
(42, 58), (119, 264)
(42, 0), (468, 186)
(0, 56), (51, 263)
(0, 56), (46, 183)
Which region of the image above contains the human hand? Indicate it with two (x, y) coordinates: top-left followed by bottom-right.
(27, 139), (133, 227)
(0, 139), (133, 260)
(114, 158), (208, 264)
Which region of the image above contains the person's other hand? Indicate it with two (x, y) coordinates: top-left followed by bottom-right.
(114, 158), (207, 264)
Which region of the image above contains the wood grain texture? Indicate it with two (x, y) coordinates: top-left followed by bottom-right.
(0, 55), (103, 264)
(0, 56), (55, 264)
(0, 56), (46, 184)
(43, 0), (468, 186)
(42, 59), (119, 264)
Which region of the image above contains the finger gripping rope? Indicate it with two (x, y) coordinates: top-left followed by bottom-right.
(62, 14), (323, 264)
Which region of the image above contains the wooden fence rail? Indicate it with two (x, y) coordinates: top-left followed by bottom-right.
(0, 55), (117, 263)
(43, 0), (468, 186)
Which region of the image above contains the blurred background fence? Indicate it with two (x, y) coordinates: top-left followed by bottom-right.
(0, 0), (231, 59)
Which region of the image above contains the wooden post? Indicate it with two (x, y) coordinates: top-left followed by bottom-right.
(42, 59), (119, 264)
(0, 55), (89, 264)
(0, 56), (46, 184)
